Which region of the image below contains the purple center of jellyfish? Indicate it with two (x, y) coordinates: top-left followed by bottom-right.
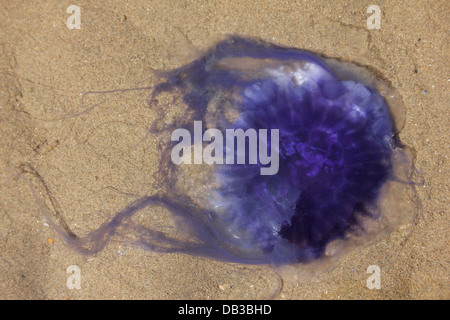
(154, 36), (395, 264)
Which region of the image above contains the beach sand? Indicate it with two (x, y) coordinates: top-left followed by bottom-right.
(0, 0), (448, 299)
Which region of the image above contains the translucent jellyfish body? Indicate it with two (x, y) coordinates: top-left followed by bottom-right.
(26, 36), (417, 265)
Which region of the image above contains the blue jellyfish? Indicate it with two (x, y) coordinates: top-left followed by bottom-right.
(24, 36), (417, 265)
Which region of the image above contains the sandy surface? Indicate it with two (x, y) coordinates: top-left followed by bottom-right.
(0, 0), (448, 299)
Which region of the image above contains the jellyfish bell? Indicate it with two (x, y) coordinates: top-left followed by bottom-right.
(150, 36), (418, 266)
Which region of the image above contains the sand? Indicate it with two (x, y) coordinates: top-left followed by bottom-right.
(0, 0), (448, 299)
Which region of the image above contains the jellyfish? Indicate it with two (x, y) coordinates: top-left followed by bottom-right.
(23, 36), (418, 266)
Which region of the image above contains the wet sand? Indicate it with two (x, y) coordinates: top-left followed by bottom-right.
(0, 0), (448, 299)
